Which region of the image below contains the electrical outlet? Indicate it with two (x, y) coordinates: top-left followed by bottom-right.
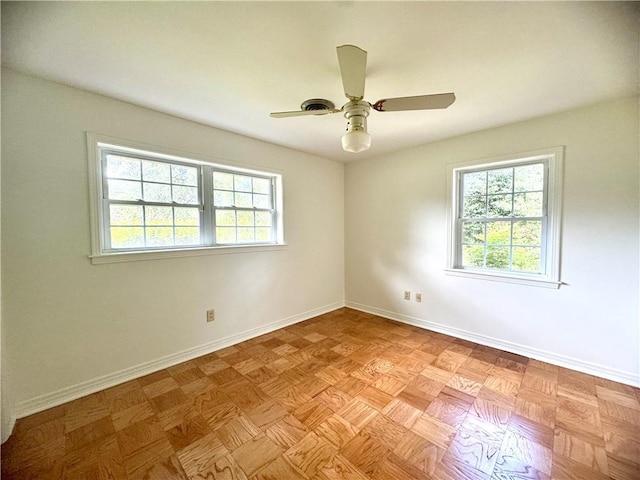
(206, 309), (215, 322)
(415, 293), (422, 303)
(404, 291), (411, 301)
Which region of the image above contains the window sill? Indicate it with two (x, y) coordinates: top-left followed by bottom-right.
(90, 244), (288, 264)
(444, 268), (562, 289)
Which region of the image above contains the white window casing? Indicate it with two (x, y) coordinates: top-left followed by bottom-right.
(446, 146), (564, 288)
(87, 133), (285, 264)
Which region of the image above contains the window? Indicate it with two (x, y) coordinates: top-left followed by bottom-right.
(88, 134), (284, 263)
(447, 147), (563, 288)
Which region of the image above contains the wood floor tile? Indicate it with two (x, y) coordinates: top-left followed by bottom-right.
(371, 451), (430, 480)
(4, 308), (639, 480)
(426, 397), (470, 429)
(355, 386), (393, 411)
(393, 430), (444, 476)
(316, 454), (369, 480)
(62, 434), (127, 480)
(265, 414), (309, 450)
(378, 398), (420, 429)
(432, 455), (490, 480)
(553, 428), (609, 474)
(66, 416), (115, 452)
(215, 415), (261, 451)
(410, 413), (457, 449)
(254, 455), (308, 479)
(164, 413), (211, 452)
(340, 433), (389, 478)
(295, 400), (334, 430)
(111, 401), (156, 431)
(316, 413), (360, 449)
(247, 399), (288, 429)
(606, 453), (640, 480)
(360, 412), (407, 450)
(284, 431), (337, 478)
(122, 438), (180, 480)
(337, 399), (378, 429)
(176, 432), (229, 478)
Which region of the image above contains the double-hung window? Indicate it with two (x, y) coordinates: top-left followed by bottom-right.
(88, 134), (284, 263)
(447, 147), (563, 288)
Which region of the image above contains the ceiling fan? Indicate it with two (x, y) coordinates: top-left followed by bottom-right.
(270, 45), (456, 153)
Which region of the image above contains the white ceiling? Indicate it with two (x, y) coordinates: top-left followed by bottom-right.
(2, 2), (638, 162)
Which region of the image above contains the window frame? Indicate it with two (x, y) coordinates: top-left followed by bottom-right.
(87, 133), (285, 264)
(446, 147), (564, 288)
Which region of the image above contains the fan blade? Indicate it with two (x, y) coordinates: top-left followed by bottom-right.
(270, 108), (341, 118)
(337, 45), (367, 100)
(372, 93), (456, 112)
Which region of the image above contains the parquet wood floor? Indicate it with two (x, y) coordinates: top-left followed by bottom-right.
(2, 308), (639, 479)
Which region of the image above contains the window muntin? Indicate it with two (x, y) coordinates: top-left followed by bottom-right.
(458, 161), (547, 274)
(447, 147), (563, 288)
(95, 142), (281, 255)
(103, 153), (204, 250)
(213, 170), (275, 245)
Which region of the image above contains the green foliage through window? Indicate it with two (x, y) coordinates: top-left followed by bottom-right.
(459, 162), (546, 274)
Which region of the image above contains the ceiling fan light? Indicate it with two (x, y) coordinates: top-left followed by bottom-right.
(342, 129), (371, 153)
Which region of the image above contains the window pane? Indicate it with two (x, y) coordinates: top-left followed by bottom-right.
(514, 163), (544, 192)
(512, 247), (541, 272)
(463, 196), (485, 218)
(174, 207), (200, 226)
(172, 185), (199, 204)
(462, 245), (484, 267)
(110, 227), (144, 248)
(486, 246), (510, 269)
(513, 221), (542, 246)
(145, 206), (173, 226)
(487, 168), (513, 194)
(234, 192), (253, 208)
(237, 227), (254, 242)
(143, 182), (171, 203)
(146, 227), (173, 246)
(487, 194), (512, 217)
(107, 155), (141, 180)
(108, 179), (141, 201)
(255, 227), (271, 242)
(214, 191), (233, 207)
(253, 178), (271, 194)
(463, 171), (486, 196)
(234, 175), (252, 192)
(514, 192), (543, 217)
(172, 165), (198, 186)
(253, 194), (271, 209)
(216, 227), (236, 243)
(216, 210), (235, 227)
(142, 160), (171, 183)
(110, 205), (143, 226)
(237, 211), (254, 226)
(213, 172), (234, 190)
(462, 222), (484, 244)
(255, 211), (272, 227)
(486, 221), (511, 245)
(175, 227), (200, 245)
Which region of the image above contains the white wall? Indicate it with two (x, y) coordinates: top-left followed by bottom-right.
(345, 97), (640, 385)
(1, 69), (345, 430)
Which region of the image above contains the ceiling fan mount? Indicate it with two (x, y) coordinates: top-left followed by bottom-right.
(271, 45), (456, 153)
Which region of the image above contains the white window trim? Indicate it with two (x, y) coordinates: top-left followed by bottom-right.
(87, 133), (286, 264)
(445, 146), (564, 288)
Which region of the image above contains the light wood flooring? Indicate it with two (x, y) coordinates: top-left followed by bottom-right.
(2, 308), (639, 479)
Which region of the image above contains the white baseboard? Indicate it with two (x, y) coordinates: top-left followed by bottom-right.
(346, 301), (640, 388)
(12, 301), (345, 423)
